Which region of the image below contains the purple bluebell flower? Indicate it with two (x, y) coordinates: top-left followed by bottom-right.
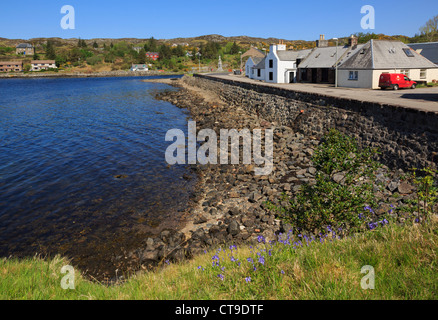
(218, 274), (224, 281)
(258, 256), (265, 265)
(245, 276), (251, 283)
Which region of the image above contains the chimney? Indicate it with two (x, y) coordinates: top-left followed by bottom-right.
(316, 34), (328, 48)
(349, 35), (358, 47)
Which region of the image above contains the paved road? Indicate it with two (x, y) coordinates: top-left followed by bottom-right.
(203, 73), (438, 113)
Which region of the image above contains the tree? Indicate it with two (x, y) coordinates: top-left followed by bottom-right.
(77, 38), (87, 48)
(138, 49), (146, 64)
(145, 37), (158, 52)
(46, 40), (56, 60)
(420, 14), (438, 41)
(158, 44), (172, 60)
(230, 41), (240, 55)
(93, 41), (99, 48)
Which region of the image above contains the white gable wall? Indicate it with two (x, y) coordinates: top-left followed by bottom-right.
(245, 58), (255, 78)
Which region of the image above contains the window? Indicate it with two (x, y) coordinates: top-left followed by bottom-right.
(420, 69), (427, 79)
(403, 48), (414, 57)
(269, 60), (273, 68)
(348, 71), (358, 80)
(400, 69), (410, 77)
(269, 72), (273, 81)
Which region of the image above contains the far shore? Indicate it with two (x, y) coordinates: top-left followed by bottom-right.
(0, 70), (184, 79)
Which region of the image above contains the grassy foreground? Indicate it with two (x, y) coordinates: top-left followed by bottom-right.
(1, 220), (437, 300)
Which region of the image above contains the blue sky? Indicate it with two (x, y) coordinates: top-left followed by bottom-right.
(0, 1), (436, 40)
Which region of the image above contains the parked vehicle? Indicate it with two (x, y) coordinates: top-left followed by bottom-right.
(379, 73), (417, 90)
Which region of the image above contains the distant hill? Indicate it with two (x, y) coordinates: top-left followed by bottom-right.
(0, 34), (316, 50)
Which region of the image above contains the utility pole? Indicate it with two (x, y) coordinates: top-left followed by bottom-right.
(333, 38), (338, 88)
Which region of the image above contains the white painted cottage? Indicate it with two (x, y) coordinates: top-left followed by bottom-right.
(245, 56), (263, 78)
(264, 41), (312, 83)
(250, 56), (266, 81)
(338, 40), (438, 89)
(31, 60), (57, 71)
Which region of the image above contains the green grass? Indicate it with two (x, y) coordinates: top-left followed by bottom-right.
(1, 219), (437, 300)
(417, 82), (438, 88)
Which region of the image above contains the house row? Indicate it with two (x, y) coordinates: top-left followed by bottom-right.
(0, 60), (57, 72)
(244, 35), (438, 88)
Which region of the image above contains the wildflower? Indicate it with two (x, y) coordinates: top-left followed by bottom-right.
(253, 266), (257, 271)
(197, 266), (202, 269)
(165, 260), (170, 265)
(364, 206), (374, 214)
(230, 256), (237, 262)
(218, 274), (225, 281)
(268, 250), (272, 256)
(212, 254), (219, 261)
(245, 276), (251, 283)
(281, 270), (285, 274)
(221, 267), (225, 271)
(247, 257), (253, 264)
(258, 256), (265, 265)
(257, 235), (265, 243)
(368, 222), (378, 230)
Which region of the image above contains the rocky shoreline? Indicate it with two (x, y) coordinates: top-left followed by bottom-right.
(121, 75), (422, 282)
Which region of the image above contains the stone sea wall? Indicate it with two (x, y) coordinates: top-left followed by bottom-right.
(187, 74), (438, 171)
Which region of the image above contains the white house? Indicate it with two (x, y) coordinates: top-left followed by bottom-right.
(31, 60), (57, 71)
(266, 43), (312, 83)
(250, 57), (266, 81)
(131, 64), (149, 71)
(245, 56), (263, 78)
(338, 40), (438, 89)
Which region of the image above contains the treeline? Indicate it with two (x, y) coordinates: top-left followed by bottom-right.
(21, 37), (244, 71)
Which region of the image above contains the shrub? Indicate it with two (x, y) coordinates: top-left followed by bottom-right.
(271, 129), (381, 234)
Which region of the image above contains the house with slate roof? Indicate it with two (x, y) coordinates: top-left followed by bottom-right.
(251, 56), (266, 81)
(245, 56), (264, 78)
(16, 43), (34, 56)
(264, 40), (312, 83)
(408, 42), (438, 65)
(297, 35), (363, 84)
(338, 39), (438, 88)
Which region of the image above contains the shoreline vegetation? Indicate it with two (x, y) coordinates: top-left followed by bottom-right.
(1, 75), (437, 299)
(1, 219), (437, 299)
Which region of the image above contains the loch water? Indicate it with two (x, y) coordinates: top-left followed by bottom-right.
(0, 75), (196, 280)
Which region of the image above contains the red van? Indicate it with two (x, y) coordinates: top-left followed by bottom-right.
(379, 73), (417, 90)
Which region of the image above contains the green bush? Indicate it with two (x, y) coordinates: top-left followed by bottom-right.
(270, 129), (381, 234)
(86, 55), (103, 65)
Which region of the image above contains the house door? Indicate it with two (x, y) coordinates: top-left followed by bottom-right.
(321, 69), (329, 82)
(311, 69), (317, 83)
(289, 72), (295, 83)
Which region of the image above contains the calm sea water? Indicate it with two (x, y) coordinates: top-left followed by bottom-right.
(0, 75), (195, 279)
